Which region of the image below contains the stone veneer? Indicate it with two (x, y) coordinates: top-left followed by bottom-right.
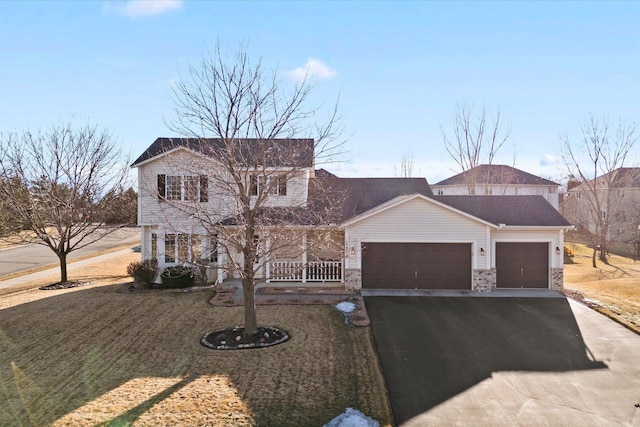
(473, 269), (496, 292)
(344, 267), (561, 292)
(345, 268), (362, 291)
(551, 268), (564, 292)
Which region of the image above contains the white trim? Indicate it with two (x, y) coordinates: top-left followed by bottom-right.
(131, 146), (222, 169)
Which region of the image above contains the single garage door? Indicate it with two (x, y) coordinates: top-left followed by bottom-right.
(496, 242), (549, 289)
(361, 242), (471, 290)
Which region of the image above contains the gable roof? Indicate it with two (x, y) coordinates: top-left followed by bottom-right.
(310, 176), (434, 223)
(131, 137), (315, 168)
(432, 195), (571, 227)
(434, 164), (559, 186)
(218, 176), (434, 226)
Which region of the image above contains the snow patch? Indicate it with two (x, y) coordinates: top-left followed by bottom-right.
(335, 301), (357, 314)
(324, 408), (380, 427)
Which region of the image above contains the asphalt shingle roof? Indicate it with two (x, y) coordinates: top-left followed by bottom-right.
(432, 195), (571, 227)
(434, 164), (559, 186)
(131, 137), (315, 168)
(310, 177), (434, 223)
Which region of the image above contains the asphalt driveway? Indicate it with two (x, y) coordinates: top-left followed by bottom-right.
(365, 295), (640, 426)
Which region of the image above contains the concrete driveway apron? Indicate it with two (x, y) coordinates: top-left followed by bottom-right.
(364, 295), (640, 426)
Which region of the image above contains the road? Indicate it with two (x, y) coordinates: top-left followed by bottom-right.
(0, 227), (140, 278)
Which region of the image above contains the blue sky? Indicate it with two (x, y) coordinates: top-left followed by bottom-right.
(1, 1), (639, 183)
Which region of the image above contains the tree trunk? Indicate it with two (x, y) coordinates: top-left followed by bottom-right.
(591, 247), (597, 268)
(58, 252), (68, 282)
(242, 276), (258, 336)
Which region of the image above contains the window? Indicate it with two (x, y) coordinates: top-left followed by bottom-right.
(209, 234), (218, 263)
(165, 233), (202, 263)
(183, 176), (199, 201)
(166, 176), (182, 200)
(250, 173), (286, 196)
(437, 189), (444, 195)
(601, 210), (607, 220)
(270, 175), (287, 195)
(157, 174), (208, 202)
(151, 233), (157, 259)
(165, 234), (176, 263)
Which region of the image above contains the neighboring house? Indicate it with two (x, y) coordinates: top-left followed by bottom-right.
(132, 139), (571, 292)
(561, 167), (640, 244)
(432, 164), (561, 209)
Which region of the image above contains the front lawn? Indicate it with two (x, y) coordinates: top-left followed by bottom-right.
(0, 253), (392, 426)
(564, 242), (640, 334)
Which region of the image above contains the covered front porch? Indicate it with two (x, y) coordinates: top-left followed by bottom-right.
(219, 229), (345, 285)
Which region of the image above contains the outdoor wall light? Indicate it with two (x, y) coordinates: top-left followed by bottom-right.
(480, 248), (485, 256)
(556, 246), (561, 255)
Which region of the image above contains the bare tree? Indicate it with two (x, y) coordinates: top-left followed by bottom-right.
(441, 103), (512, 194)
(164, 43), (344, 337)
(561, 115), (638, 267)
(0, 123), (130, 282)
(394, 151), (414, 178)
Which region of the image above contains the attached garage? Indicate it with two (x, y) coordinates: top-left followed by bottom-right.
(361, 242), (472, 290)
(495, 242), (549, 289)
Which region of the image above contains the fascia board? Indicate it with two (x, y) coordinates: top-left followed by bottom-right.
(131, 146), (222, 169)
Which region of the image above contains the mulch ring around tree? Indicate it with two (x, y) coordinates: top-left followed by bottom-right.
(39, 281), (93, 290)
(201, 326), (289, 350)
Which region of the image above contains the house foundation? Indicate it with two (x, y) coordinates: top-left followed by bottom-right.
(551, 268), (564, 292)
(345, 268), (362, 291)
(473, 268), (496, 292)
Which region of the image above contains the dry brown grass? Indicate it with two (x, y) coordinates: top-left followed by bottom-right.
(564, 242), (640, 334)
(0, 252), (393, 426)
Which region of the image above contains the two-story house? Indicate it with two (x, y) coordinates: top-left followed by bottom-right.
(432, 164), (561, 209)
(561, 167), (640, 244)
(132, 138), (571, 292)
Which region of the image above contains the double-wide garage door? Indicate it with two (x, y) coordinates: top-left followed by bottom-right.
(362, 243), (472, 290)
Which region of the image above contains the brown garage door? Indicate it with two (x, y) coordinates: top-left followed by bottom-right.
(496, 242), (549, 289)
(361, 243), (471, 289)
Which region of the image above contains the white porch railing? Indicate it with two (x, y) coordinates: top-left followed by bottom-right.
(269, 260), (343, 282)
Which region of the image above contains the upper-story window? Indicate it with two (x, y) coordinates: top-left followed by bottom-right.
(250, 174), (287, 196)
(158, 174), (208, 202)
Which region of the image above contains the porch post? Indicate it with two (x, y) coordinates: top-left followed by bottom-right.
(302, 232), (307, 283)
(141, 226), (148, 260)
(216, 242), (224, 283)
(265, 237), (271, 283)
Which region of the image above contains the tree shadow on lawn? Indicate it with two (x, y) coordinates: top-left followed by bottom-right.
(0, 283), (391, 426)
(364, 296), (607, 426)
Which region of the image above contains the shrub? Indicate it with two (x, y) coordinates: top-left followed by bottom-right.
(161, 265), (195, 288)
(127, 259), (159, 287)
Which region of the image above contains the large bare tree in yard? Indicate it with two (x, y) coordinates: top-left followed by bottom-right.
(0, 123), (130, 283)
(441, 103), (512, 194)
(562, 115), (638, 267)
(165, 43), (344, 339)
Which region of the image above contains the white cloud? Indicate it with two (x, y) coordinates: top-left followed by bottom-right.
(539, 154), (557, 167)
(105, 0), (183, 17)
(287, 58), (337, 83)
